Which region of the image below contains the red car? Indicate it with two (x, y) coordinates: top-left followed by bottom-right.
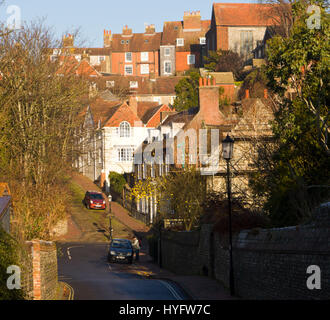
(84, 191), (106, 210)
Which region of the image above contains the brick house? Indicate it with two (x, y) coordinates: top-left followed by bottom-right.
(103, 25), (161, 77)
(206, 3), (277, 62)
(160, 11), (211, 76)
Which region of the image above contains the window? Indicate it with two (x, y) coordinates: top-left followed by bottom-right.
(164, 48), (171, 56)
(145, 39), (149, 43)
(199, 37), (206, 45)
(187, 54), (195, 65)
(120, 121), (131, 137)
(176, 38), (184, 46)
(87, 151), (91, 165)
(240, 31), (253, 58)
(124, 65), (133, 75)
(126, 40), (129, 44)
(159, 164), (163, 176)
(141, 52), (149, 62)
(118, 148), (134, 162)
(99, 56), (105, 63)
(121, 40), (125, 44)
(106, 80), (115, 88)
(130, 81), (138, 88)
(137, 164), (142, 180)
(151, 164), (155, 178)
(125, 52), (132, 62)
(140, 64), (149, 75)
(164, 61), (172, 74)
(142, 164), (146, 179)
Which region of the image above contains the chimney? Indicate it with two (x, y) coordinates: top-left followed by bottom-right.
(62, 34), (74, 48)
(129, 95), (138, 115)
(264, 89), (268, 99)
(198, 77), (224, 125)
(145, 24), (155, 34)
(104, 30), (112, 48)
(123, 25), (133, 36)
(183, 11), (201, 30)
(245, 89), (250, 99)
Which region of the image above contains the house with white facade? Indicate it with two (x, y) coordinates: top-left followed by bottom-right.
(76, 96), (173, 192)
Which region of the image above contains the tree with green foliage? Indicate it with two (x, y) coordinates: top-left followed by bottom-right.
(239, 66), (269, 99)
(173, 70), (200, 112)
(204, 50), (245, 80)
(250, 0), (330, 227)
(109, 172), (127, 195)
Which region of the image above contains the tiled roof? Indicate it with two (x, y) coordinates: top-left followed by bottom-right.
(213, 3), (276, 26)
(200, 70), (235, 84)
(0, 196), (11, 217)
(161, 20), (211, 51)
(75, 60), (101, 77)
(104, 102), (142, 127)
(141, 105), (163, 124)
(110, 32), (162, 52)
(56, 57), (101, 77)
(80, 98), (122, 127)
(137, 101), (160, 119)
(161, 109), (197, 126)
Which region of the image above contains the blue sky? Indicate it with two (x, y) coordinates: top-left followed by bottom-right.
(0, 0), (255, 47)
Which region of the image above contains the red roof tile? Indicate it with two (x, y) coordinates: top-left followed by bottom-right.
(213, 3), (277, 26)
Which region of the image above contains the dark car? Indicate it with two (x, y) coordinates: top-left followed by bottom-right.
(83, 191), (106, 210)
(108, 239), (133, 264)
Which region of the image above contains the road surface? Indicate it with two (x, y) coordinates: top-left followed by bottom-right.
(57, 242), (189, 300)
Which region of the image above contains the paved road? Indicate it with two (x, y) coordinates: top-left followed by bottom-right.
(57, 242), (189, 300)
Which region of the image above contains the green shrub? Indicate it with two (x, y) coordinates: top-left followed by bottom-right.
(0, 228), (25, 300)
(109, 172), (127, 195)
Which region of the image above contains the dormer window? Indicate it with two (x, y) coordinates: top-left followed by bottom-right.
(120, 121), (131, 138)
(176, 38), (184, 47)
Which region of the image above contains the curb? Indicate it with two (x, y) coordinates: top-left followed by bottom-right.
(60, 281), (75, 300)
(148, 276), (195, 301)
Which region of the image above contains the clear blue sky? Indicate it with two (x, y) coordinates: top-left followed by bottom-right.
(0, 0), (255, 47)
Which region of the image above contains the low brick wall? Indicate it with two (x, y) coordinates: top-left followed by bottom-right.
(22, 240), (58, 300)
(160, 203), (330, 300)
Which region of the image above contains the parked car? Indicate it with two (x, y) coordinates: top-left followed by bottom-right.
(83, 191), (106, 210)
(108, 239), (133, 264)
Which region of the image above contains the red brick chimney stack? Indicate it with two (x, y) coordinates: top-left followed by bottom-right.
(145, 24), (156, 34)
(183, 11), (202, 30)
(123, 25), (133, 36)
(198, 77), (221, 124)
(104, 30), (112, 48)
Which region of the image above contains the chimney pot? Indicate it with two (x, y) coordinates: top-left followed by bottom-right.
(264, 89), (268, 99)
(199, 78), (203, 87)
(245, 89), (250, 99)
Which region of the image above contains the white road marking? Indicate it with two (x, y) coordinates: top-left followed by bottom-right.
(67, 246), (84, 261)
(158, 280), (184, 300)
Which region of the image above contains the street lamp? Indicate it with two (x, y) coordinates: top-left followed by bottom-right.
(222, 134), (235, 296)
(108, 194), (113, 240)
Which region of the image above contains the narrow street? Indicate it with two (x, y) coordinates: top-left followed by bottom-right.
(56, 173), (189, 300)
(57, 242), (189, 300)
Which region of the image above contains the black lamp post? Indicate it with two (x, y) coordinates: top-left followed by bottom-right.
(108, 194), (113, 240)
(222, 134), (235, 296)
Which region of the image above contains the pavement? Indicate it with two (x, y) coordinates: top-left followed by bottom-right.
(61, 172), (236, 300)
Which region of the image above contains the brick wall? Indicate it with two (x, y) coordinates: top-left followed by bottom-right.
(22, 240), (58, 300)
(160, 203), (330, 299)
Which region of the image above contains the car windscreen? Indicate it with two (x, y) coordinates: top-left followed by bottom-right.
(111, 241), (131, 249)
(90, 194), (103, 200)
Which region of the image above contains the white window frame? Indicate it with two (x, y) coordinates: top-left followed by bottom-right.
(98, 148), (102, 164)
(151, 164), (155, 178)
(164, 47), (171, 56)
(187, 54), (195, 65)
(130, 81), (138, 88)
(164, 61), (172, 75)
(119, 121), (131, 138)
(118, 148), (134, 162)
(176, 38), (184, 47)
(199, 37), (206, 45)
(125, 52), (132, 62)
(98, 56), (105, 63)
(124, 65), (133, 75)
(140, 64), (149, 75)
(141, 52), (149, 62)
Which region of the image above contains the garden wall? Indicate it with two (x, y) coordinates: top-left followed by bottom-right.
(160, 203), (330, 299)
